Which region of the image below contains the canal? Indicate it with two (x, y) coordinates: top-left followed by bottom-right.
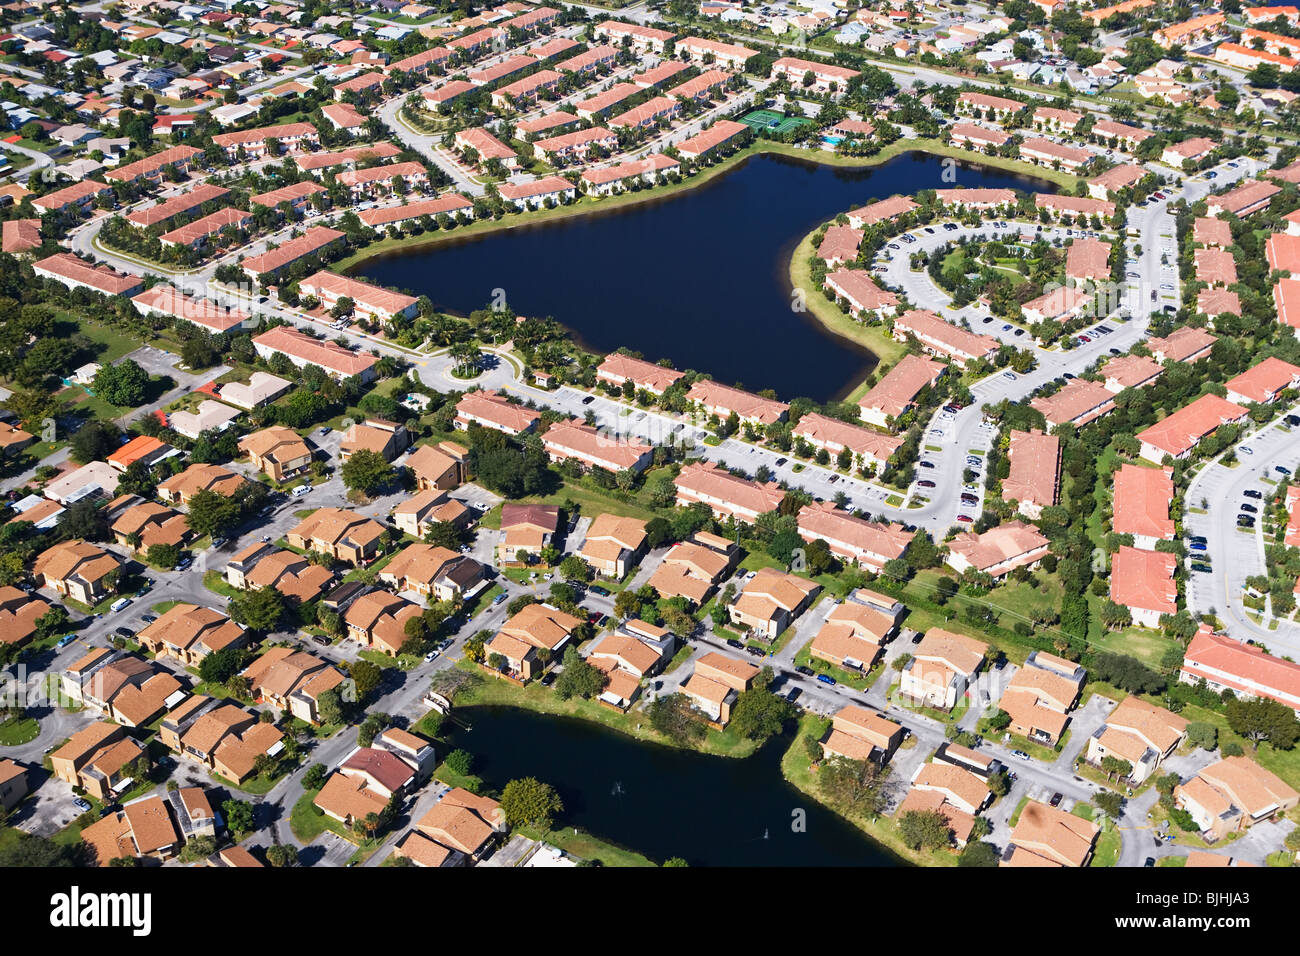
(353, 150), (1050, 403)
(450, 705), (905, 866)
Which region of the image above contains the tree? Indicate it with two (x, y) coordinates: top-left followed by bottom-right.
(266, 844), (299, 867)
(728, 682), (793, 742)
(444, 749), (474, 776)
(818, 756), (889, 817)
(1185, 722), (1218, 751)
(317, 687), (345, 725)
(93, 359), (150, 407)
(649, 693), (705, 745)
(500, 777), (563, 829)
(228, 586), (285, 632)
(1100, 755), (1132, 782)
(69, 420), (121, 464)
(957, 841), (998, 867)
(303, 763), (329, 790)
(897, 809), (953, 850)
(340, 448), (395, 496)
(348, 659), (383, 702)
(1225, 697), (1300, 749)
(34, 605), (70, 641)
(1094, 791), (1123, 819)
(216, 800), (256, 842)
(198, 646), (247, 684)
(0, 833), (81, 867)
(179, 836), (216, 862)
(185, 488), (240, 538)
(554, 645), (606, 700)
(145, 543), (180, 569)
(558, 554), (592, 583)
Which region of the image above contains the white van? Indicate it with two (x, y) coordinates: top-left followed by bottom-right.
(110, 597), (133, 613)
(291, 484), (311, 497)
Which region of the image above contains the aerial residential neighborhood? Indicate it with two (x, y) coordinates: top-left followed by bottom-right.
(0, 0), (1290, 912)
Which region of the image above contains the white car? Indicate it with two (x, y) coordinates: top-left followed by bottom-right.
(424, 649), (440, 663)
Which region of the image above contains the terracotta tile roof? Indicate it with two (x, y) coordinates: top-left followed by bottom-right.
(1182, 628), (1300, 709)
(1112, 464), (1174, 541)
(1136, 393), (1246, 458)
(1110, 545), (1177, 615)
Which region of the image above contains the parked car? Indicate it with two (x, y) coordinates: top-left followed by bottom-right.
(1244, 489), (1263, 499)
(726, 638), (744, 649)
(917, 479), (936, 488)
(72, 798), (92, 813)
(56, 634), (77, 648)
(492, 593), (507, 606)
(1011, 750), (1031, 761)
(589, 585), (610, 597)
(113, 627), (134, 639)
(785, 688), (801, 703)
(1241, 503), (1258, 514)
(794, 665), (814, 676)
(816, 673), (837, 685)
(1049, 792), (1064, 808)
(423, 649), (439, 663)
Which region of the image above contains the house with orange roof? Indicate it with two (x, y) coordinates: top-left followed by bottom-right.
(379, 543), (487, 602)
(344, 589), (423, 656)
(727, 567), (820, 639)
(1002, 429), (1060, 519)
(1180, 626), (1300, 713)
(33, 539), (121, 605)
(0, 586), (51, 650)
(1136, 393), (1247, 462)
(405, 442), (468, 491)
(286, 508), (386, 566)
(821, 704), (904, 763)
(899, 628), (987, 710)
(454, 389), (541, 434)
(809, 595), (899, 673)
(792, 412), (903, 469)
(682, 652), (760, 725)
(823, 268), (899, 319)
(136, 603), (248, 666)
(484, 603), (584, 680)
(496, 503), (561, 566)
(340, 418), (409, 463)
(1100, 353), (1164, 393)
(50, 721), (146, 802)
(796, 501), (911, 571)
(1003, 801), (1099, 866)
(1224, 356), (1300, 405)
(997, 651), (1084, 745)
(1176, 756), (1299, 841)
(242, 647), (345, 724)
(945, 520), (1051, 580)
(81, 794), (180, 865)
(576, 514), (648, 578)
(238, 425), (313, 482)
(674, 461), (785, 523)
(686, 379), (788, 427)
(1110, 545), (1178, 628)
(891, 309), (999, 365)
(646, 532), (739, 606)
(157, 462), (248, 505)
(110, 500), (190, 554)
(857, 354), (946, 429)
(595, 353), (685, 396)
(1030, 379), (1115, 428)
(541, 419), (655, 474)
(1086, 695), (1187, 784)
(1111, 463), (1175, 549)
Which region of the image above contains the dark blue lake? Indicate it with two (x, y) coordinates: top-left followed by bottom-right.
(354, 150), (1049, 403)
(451, 705), (905, 867)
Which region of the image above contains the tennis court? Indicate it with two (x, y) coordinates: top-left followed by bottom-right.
(739, 109), (810, 135)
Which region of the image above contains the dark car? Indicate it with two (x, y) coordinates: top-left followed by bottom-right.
(1191, 563), (1212, 573)
(794, 665), (814, 676)
(726, 638), (744, 649)
(775, 457), (788, 466)
(1241, 503), (1258, 514)
(312, 635), (331, 646)
(917, 479), (936, 488)
(961, 494), (979, 505)
(785, 688), (801, 704)
(1244, 489), (1263, 499)
(581, 395), (595, 405)
(1049, 792), (1064, 808)
(540, 672), (556, 686)
(919, 461), (936, 469)
(1144, 858), (1156, 868)
(1286, 415), (1300, 427)
(745, 646), (765, 658)
(113, 627), (134, 639)
(589, 585), (610, 597)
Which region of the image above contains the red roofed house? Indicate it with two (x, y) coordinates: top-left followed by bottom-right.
(1136, 393), (1248, 463)
(1110, 545), (1178, 628)
(1181, 626), (1300, 713)
(1224, 356), (1300, 405)
(1112, 464), (1175, 549)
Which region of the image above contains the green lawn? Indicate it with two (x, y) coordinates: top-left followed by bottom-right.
(515, 824), (656, 867)
(0, 717), (39, 745)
